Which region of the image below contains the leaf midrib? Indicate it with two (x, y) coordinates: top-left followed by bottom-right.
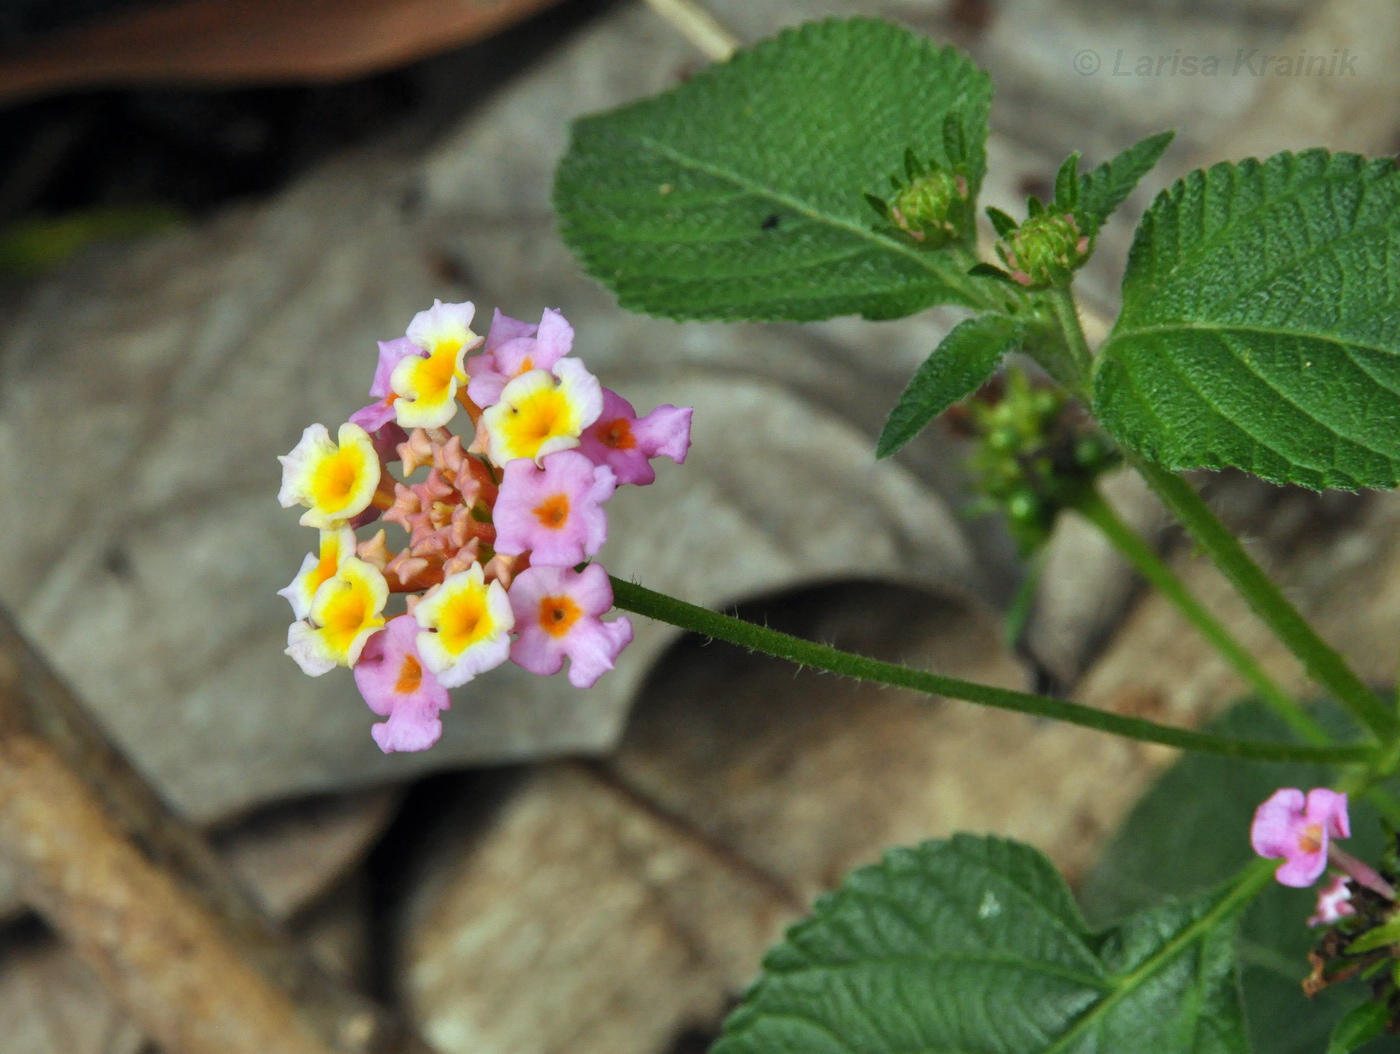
(1038, 869), (1264, 1054)
(624, 130), (978, 297)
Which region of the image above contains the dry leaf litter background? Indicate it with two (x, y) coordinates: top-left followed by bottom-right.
(0, 0), (1398, 1049)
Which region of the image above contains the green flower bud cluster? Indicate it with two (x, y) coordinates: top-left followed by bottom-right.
(995, 210), (1090, 289)
(891, 168), (967, 246)
(961, 369), (1117, 555)
(866, 148), (971, 251)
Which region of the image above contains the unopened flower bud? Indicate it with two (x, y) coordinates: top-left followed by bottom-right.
(997, 212), (1090, 288)
(890, 169), (968, 247)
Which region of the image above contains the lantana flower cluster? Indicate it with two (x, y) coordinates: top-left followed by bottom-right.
(277, 302), (691, 753)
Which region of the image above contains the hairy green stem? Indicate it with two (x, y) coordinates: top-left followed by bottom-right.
(1073, 486), (1329, 747)
(1043, 284), (1399, 743)
(1130, 458), (1400, 742)
(1078, 483), (1400, 820)
(1045, 286), (1094, 392)
(609, 577), (1373, 765)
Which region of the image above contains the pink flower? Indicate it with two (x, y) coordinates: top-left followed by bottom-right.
(1251, 787), (1350, 887)
(466, 308), (574, 408)
(578, 389), (693, 486)
(1308, 875), (1356, 927)
(508, 564), (633, 688)
(350, 338), (423, 433)
(353, 615), (451, 753)
(493, 449), (615, 566)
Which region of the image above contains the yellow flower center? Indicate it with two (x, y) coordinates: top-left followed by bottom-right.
(438, 589), (490, 654)
(539, 595), (582, 639)
(412, 342), (464, 404)
(319, 581), (374, 654)
(506, 388), (570, 457)
(312, 449), (365, 512)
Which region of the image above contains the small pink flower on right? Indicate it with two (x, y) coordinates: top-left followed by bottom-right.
(1251, 787), (1350, 887)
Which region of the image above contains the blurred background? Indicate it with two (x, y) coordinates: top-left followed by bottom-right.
(0, 0), (1397, 1051)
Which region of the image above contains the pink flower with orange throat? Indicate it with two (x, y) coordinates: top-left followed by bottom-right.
(508, 564), (633, 688)
(354, 615), (451, 753)
(1251, 787), (1350, 887)
(493, 450), (615, 567)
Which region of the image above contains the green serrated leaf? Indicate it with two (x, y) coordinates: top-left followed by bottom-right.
(1082, 701), (1400, 1054)
(554, 18), (995, 322)
(987, 205), (1019, 238)
(714, 834), (1249, 1054)
(1055, 151), (1082, 211)
(1076, 130), (1175, 236)
(876, 314), (1018, 458)
(1093, 149), (1400, 490)
(1327, 1001), (1389, 1054)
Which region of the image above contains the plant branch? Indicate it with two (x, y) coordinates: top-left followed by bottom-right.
(1044, 286), (1093, 391)
(1072, 485), (1329, 746)
(609, 577), (1374, 765)
(1045, 284), (1398, 743)
(1129, 457), (1400, 742)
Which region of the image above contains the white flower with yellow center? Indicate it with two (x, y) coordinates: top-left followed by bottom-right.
(278, 422), (381, 530)
(479, 358), (603, 465)
(285, 557), (389, 676)
(392, 300), (483, 429)
(278, 526), (357, 620)
(413, 563), (514, 688)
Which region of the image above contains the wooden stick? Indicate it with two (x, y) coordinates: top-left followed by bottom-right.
(642, 0), (739, 61)
(0, 610), (434, 1054)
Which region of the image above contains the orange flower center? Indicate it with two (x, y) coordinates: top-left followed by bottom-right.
(539, 595), (582, 638)
(534, 493), (570, 529)
(1298, 823), (1324, 854)
(395, 654), (423, 694)
(599, 418), (636, 450)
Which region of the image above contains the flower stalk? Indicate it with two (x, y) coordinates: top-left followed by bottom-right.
(608, 577), (1373, 765)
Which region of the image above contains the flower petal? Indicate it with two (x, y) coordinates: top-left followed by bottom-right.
(1251, 787), (1306, 859)
(1306, 788), (1350, 840)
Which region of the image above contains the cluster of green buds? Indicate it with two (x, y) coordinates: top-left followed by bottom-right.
(950, 369), (1117, 554)
(883, 162), (969, 248)
(992, 207), (1090, 289)
(986, 151), (1096, 289)
(866, 114), (978, 250)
